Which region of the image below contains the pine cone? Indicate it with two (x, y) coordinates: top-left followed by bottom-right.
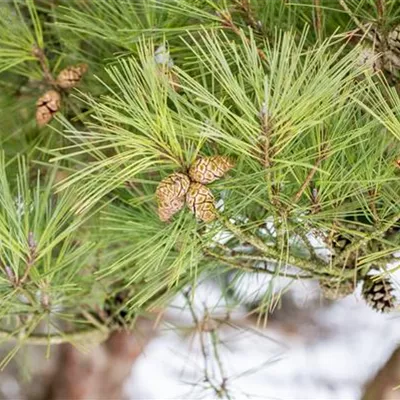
(158, 196), (185, 222)
(356, 47), (382, 73)
(320, 278), (355, 300)
(56, 63), (88, 89)
(156, 173), (190, 202)
(36, 90), (61, 127)
(156, 173), (190, 221)
(189, 156), (234, 184)
(388, 26), (400, 53)
(186, 183), (217, 223)
(362, 276), (396, 313)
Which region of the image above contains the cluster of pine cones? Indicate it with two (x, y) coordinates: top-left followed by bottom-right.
(155, 156), (234, 223)
(320, 275), (396, 313)
(36, 63), (88, 127)
(319, 232), (398, 313)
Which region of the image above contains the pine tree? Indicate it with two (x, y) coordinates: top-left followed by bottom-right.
(0, 0), (400, 395)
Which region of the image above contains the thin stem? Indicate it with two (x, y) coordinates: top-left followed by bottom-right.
(18, 232), (37, 286)
(32, 45), (56, 85)
(183, 291), (222, 396)
(219, 11), (267, 61)
(375, 0), (385, 26)
(292, 145), (328, 204)
(339, 0), (367, 34)
(313, 0), (323, 40)
(206, 249), (314, 279)
(0, 327), (109, 345)
(235, 0), (264, 36)
(220, 217), (333, 272)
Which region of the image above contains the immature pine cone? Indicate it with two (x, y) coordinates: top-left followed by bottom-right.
(189, 156), (234, 184)
(186, 183), (217, 223)
(36, 90), (61, 127)
(156, 173), (190, 221)
(362, 276), (396, 313)
(57, 64), (88, 89)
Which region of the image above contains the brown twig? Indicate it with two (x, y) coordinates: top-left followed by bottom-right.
(368, 189), (380, 223)
(375, 0), (385, 25)
(18, 232), (37, 286)
(235, 0), (264, 35)
(219, 10), (267, 61)
(183, 290), (230, 398)
(32, 45), (56, 85)
(313, 0), (323, 40)
(260, 103), (271, 168)
(292, 145), (329, 204)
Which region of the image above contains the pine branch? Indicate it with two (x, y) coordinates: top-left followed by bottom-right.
(292, 144), (329, 204)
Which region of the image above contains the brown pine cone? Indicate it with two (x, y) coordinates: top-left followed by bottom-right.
(56, 64), (88, 89)
(157, 197), (186, 222)
(362, 276), (396, 313)
(156, 173), (190, 221)
(186, 183), (217, 223)
(156, 173), (190, 203)
(189, 156), (234, 184)
(36, 90), (61, 127)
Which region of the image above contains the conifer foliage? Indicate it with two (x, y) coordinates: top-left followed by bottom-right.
(0, 0), (399, 372)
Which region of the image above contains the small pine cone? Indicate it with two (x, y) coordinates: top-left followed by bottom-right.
(56, 63), (88, 89)
(36, 90), (61, 127)
(362, 276), (396, 313)
(189, 156), (234, 184)
(356, 47), (382, 73)
(186, 183), (217, 223)
(320, 278), (355, 300)
(158, 196), (185, 222)
(156, 173), (190, 203)
(388, 26), (400, 53)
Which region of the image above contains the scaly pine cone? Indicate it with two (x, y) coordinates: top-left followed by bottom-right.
(157, 196), (186, 222)
(56, 63), (88, 89)
(186, 183), (217, 223)
(156, 172), (190, 202)
(356, 47), (382, 74)
(362, 276), (396, 313)
(156, 173), (190, 221)
(189, 156), (234, 184)
(36, 90), (61, 127)
(388, 25), (400, 53)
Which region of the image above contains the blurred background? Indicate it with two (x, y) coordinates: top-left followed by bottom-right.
(1, 259), (399, 400)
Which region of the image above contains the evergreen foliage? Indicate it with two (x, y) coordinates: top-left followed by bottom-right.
(0, 0), (399, 373)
